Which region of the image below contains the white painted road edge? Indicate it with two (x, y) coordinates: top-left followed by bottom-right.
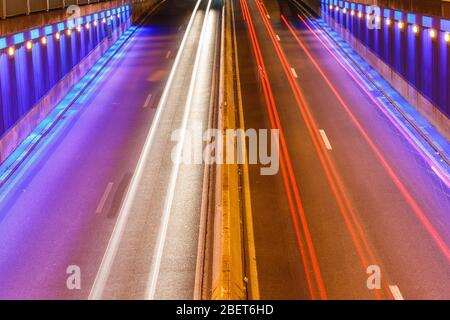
(144, 0), (214, 300)
(88, 0), (202, 300)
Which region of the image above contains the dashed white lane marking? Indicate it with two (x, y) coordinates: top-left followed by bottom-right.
(165, 50), (171, 59)
(143, 93), (153, 108)
(267, 14), (271, 19)
(96, 182), (114, 214)
(319, 129), (333, 150)
(276, 34), (281, 41)
(389, 285), (404, 300)
(290, 67), (298, 79)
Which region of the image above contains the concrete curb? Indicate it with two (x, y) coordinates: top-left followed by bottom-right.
(209, 0), (259, 300)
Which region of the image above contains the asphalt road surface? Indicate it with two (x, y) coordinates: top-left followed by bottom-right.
(234, 0), (450, 300)
(0, 0), (220, 299)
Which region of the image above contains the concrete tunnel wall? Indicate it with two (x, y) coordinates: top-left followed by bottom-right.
(0, 0), (160, 164)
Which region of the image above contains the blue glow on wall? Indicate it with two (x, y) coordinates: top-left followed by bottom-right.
(438, 37), (449, 114)
(15, 46), (31, 116)
(407, 26), (417, 87)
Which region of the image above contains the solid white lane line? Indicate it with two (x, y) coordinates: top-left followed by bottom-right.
(88, 0), (203, 300)
(166, 50), (171, 59)
(290, 67), (298, 78)
(389, 285), (405, 300)
(145, 0), (214, 300)
(319, 129), (332, 150)
(276, 34), (281, 41)
(143, 93), (153, 108)
(96, 183), (114, 214)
